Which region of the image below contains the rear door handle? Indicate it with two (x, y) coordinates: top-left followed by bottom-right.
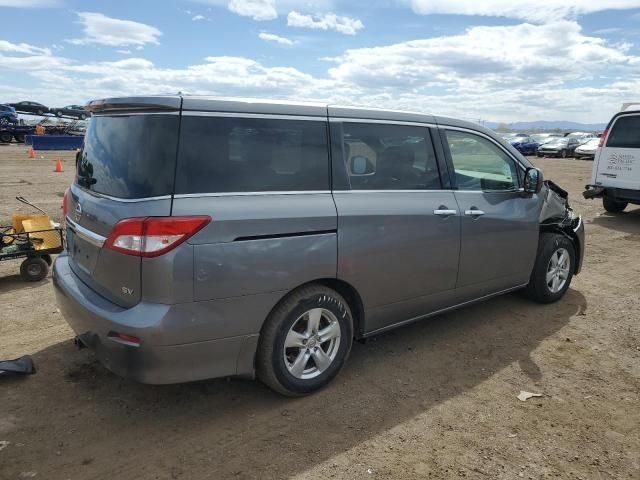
(464, 208), (485, 217)
(434, 209), (458, 217)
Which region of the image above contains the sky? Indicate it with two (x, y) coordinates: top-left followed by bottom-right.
(2, 1), (640, 123)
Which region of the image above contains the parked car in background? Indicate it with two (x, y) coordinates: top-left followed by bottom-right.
(50, 105), (90, 120)
(531, 133), (563, 145)
(54, 95), (584, 396)
(573, 138), (599, 160)
(0, 104), (18, 125)
(567, 132), (597, 144)
(8, 101), (49, 116)
(537, 137), (581, 158)
(584, 105), (640, 213)
(508, 135), (539, 155)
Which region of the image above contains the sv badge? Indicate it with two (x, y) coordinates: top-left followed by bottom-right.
(121, 286), (134, 295)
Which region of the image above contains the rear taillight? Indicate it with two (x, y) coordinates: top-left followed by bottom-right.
(62, 187), (70, 218)
(598, 129), (608, 147)
(104, 216), (211, 257)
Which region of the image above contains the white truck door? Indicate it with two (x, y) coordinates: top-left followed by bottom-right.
(594, 114), (640, 190)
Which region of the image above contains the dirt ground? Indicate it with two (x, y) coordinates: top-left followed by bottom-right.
(0, 143), (638, 480)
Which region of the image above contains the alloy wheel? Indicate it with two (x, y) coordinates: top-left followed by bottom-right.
(546, 247), (570, 293)
(283, 307), (341, 380)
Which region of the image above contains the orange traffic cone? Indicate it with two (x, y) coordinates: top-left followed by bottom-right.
(28, 147), (35, 158)
(54, 158), (64, 172)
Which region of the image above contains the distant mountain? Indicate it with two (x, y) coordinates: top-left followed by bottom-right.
(485, 120), (607, 132)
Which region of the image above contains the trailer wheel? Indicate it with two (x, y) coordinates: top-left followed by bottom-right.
(20, 257), (49, 282)
(0, 131), (12, 143)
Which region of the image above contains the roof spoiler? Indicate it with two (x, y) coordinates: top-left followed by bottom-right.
(85, 96), (182, 113)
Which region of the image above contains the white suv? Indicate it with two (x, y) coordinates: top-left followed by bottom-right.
(584, 106), (640, 212)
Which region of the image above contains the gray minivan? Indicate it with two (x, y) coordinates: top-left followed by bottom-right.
(53, 96), (585, 396)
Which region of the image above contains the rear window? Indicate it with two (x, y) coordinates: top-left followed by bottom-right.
(175, 116), (329, 194)
(76, 114), (179, 199)
(607, 115), (640, 148)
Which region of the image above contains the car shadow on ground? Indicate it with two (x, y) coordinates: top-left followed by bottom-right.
(0, 273), (50, 295)
(590, 206), (640, 236)
(2, 288), (586, 479)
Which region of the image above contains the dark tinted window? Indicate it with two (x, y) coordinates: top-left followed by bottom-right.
(76, 114), (178, 199)
(341, 123), (441, 190)
(607, 115), (640, 148)
(175, 116), (329, 194)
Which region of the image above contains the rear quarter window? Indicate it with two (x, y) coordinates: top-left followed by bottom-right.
(76, 114), (179, 199)
(175, 116), (329, 194)
(607, 115), (640, 148)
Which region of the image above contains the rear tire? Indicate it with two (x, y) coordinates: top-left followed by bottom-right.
(525, 233), (575, 304)
(20, 257), (49, 282)
(560, 149), (568, 158)
(0, 131), (12, 143)
(603, 197), (627, 213)
(256, 284), (354, 396)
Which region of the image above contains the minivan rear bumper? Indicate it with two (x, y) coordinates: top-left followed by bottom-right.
(53, 253), (258, 384)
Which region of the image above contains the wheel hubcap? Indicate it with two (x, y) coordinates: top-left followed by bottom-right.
(283, 307), (341, 380)
(27, 264), (41, 276)
(546, 247), (570, 293)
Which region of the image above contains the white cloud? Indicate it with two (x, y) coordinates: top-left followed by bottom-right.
(0, 40), (50, 55)
(327, 21), (632, 89)
(67, 12), (162, 47)
(228, 0), (277, 21)
(117, 49), (132, 55)
(1, 20), (638, 123)
(0, 39), (68, 70)
(193, 0), (334, 15)
(0, 0), (61, 7)
(407, 0), (640, 23)
(258, 32), (295, 45)
(192, 14), (207, 21)
(287, 11), (364, 35)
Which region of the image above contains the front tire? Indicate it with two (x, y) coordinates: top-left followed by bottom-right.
(525, 233), (575, 304)
(560, 149), (568, 158)
(603, 196), (627, 213)
(256, 285), (354, 396)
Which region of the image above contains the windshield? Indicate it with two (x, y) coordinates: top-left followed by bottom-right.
(76, 114), (179, 199)
(580, 138), (600, 148)
(545, 138), (568, 146)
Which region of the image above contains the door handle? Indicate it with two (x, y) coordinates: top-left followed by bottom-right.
(434, 208), (458, 217)
(464, 208), (485, 217)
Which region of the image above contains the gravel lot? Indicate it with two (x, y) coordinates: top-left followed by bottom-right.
(0, 143), (638, 480)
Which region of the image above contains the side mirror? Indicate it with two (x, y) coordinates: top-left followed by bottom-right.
(524, 167), (543, 194)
